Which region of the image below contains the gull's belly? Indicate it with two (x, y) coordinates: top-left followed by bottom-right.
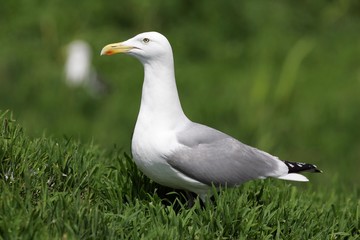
(131, 142), (178, 187)
(131, 129), (208, 192)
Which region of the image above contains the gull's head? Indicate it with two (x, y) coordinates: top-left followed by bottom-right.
(101, 32), (173, 64)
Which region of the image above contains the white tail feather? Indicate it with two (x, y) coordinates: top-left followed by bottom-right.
(277, 173), (309, 182)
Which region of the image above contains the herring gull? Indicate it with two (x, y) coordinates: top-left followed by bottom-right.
(65, 40), (108, 97)
(101, 32), (321, 201)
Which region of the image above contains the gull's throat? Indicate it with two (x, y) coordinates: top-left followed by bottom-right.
(137, 61), (188, 130)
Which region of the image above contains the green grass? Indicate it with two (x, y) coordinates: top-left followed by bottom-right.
(1, 111), (359, 239)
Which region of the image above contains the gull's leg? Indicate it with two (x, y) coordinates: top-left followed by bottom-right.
(185, 191), (196, 208)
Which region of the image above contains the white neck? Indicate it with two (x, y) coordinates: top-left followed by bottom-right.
(136, 59), (188, 131)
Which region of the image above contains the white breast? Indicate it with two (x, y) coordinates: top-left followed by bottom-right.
(131, 120), (179, 184)
(131, 121), (209, 192)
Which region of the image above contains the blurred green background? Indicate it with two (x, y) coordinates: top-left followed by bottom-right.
(1, 0), (359, 188)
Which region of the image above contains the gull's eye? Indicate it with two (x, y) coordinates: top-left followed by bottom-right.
(142, 38), (150, 43)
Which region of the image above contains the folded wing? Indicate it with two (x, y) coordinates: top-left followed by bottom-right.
(166, 122), (287, 186)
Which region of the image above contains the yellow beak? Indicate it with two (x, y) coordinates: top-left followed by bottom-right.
(100, 42), (133, 56)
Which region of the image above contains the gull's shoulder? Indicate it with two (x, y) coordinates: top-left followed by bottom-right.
(176, 121), (233, 147)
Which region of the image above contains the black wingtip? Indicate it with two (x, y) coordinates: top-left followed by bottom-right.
(284, 161), (322, 174)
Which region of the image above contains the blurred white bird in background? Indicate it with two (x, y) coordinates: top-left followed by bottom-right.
(65, 40), (109, 97)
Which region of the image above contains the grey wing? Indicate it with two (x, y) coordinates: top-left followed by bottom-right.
(166, 122), (284, 186)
